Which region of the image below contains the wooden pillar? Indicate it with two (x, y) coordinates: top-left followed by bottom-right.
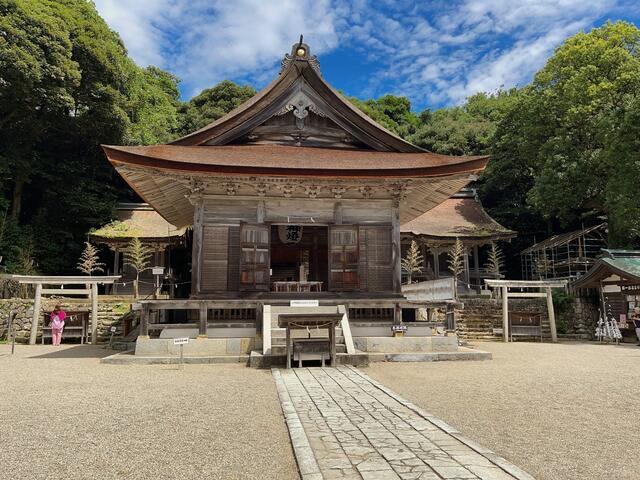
(433, 250), (440, 279)
(191, 199), (204, 296)
(91, 283), (98, 344)
(463, 247), (470, 290)
(29, 283), (42, 345)
(113, 250), (120, 294)
(473, 245), (481, 293)
(392, 203), (401, 293)
(546, 287), (558, 342)
(334, 202), (343, 225)
(198, 301), (208, 338)
(502, 286), (509, 342)
(140, 304), (150, 338)
(257, 200), (265, 224)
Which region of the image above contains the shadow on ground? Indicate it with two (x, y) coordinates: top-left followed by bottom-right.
(25, 345), (115, 359)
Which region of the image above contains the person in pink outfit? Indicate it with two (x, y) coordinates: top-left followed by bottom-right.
(49, 305), (66, 346)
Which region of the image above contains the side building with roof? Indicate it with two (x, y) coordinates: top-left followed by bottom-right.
(401, 189), (515, 293)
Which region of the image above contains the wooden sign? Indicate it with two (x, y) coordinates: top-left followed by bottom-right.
(173, 337), (189, 345)
(621, 284), (640, 292)
(290, 300), (319, 307)
(152, 267), (165, 275)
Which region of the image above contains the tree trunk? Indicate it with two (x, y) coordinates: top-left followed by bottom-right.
(11, 178), (24, 219)
(134, 277), (139, 298)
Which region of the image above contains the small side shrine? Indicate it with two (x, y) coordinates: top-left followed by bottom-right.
(401, 189), (515, 292)
(572, 249), (640, 342)
(89, 203), (187, 296)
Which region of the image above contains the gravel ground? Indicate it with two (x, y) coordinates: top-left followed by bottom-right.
(365, 341), (640, 480)
(0, 344), (299, 480)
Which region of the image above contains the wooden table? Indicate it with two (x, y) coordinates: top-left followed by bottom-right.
(271, 281), (323, 292)
(278, 313), (342, 368)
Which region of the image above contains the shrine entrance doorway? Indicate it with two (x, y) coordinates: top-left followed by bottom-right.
(270, 225), (328, 292)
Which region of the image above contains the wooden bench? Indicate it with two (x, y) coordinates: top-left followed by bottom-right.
(293, 338), (331, 367)
(508, 311), (543, 342)
(41, 311), (89, 344)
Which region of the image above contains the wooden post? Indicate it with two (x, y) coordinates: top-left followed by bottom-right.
(140, 304), (150, 338)
(502, 286), (509, 342)
(198, 302), (208, 338)
(91, 282), (98, 344)
(330, 323), (337, 367)
(113, 250), (120, 294)
(190, 199), (204, 296)
(257, 200), (265, 223)
(546, 287), (558, 342)
(392, 203), (401, 293)
(473, 245), (481, 293)
(29, 283), (42, 345)
(433, 250), (440, 279)
(285, 325), (291, 369)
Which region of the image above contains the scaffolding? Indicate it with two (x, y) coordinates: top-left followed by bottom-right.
(520, 224), (608, 280)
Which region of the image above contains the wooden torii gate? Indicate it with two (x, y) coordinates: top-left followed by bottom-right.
(6, 275), (120, 345)
(484, 279), (568, 343)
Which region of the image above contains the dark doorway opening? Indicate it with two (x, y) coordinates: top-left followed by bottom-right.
(270, 225), (328, 286)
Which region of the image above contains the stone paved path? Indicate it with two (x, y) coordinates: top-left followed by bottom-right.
(273, 366), (534, 480)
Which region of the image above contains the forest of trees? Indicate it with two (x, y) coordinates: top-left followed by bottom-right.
(1, 0), (639, 275)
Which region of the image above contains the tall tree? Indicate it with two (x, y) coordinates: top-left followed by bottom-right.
(176, 80), (256, 136)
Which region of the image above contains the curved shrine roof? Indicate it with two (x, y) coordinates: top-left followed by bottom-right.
(103, 144), (489, 178)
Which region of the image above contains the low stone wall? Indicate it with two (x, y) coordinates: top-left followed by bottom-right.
(564, 297), (597, 338)
(456, 297), (550, 340)
(0, 297), (132, 343)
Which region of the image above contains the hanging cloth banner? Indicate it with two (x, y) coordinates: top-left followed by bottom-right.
(278, 225), (303, 244)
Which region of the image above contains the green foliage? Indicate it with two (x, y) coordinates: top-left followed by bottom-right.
(401, 240), (423, 284)
(348, 95), (419, 138)
(0, 0), (179, 274)
(176, 80), (256, 136)
(552, 290), (575, 335)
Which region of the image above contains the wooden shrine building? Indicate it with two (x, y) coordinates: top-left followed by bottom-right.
(102, 41), (488, 301)
(401, 189), (515, 292)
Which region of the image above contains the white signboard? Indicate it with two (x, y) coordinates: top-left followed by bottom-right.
(109, 326), (117, 333)
(152, 267), (165, 275)
(290, 300), (319, 307)
(173, 337), (189, 345)
(132, 302), (142, 311)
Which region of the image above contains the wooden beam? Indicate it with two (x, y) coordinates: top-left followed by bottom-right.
(29, 283), (43, 345)
(502, 286), (509, 343)
(507, 292), (548, 298)
(485, 279), (567, 288)
(41, 289), (91, 295)
(546, 286), (558, 342)
(5, 275), (121, 284)
(91, 283), (98, 344)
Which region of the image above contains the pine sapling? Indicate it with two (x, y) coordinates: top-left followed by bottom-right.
(77, 241), (105, 275)
(448, 238), (465, 294)
(122, 238), (153, 298)
(401, 240), (424, 284)
(484, 242), (504, 279)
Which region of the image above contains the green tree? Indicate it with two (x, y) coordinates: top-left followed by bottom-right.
(349, 95), (419, 138)
(177, 80), (256, 136)
(523, 22), (640, 244)
(0, 0), (179, 274)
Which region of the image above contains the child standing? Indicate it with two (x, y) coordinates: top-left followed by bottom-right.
(49, 305), (66, 346)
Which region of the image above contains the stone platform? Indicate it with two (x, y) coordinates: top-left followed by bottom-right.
(274, 366), (533, 480)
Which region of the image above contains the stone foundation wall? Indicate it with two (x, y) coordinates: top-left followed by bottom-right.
(564, 297), (597, 338)
(456, 297), (550, 340)
(0, 297), (132, 343)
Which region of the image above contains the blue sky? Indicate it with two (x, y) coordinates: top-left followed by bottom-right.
(94, 0), (640, 111)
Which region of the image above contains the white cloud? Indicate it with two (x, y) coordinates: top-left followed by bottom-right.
(95, 0), (339, 96)
(94, 0), (627, 106)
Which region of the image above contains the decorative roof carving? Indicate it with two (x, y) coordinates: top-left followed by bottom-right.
(280, 39), (321, 75)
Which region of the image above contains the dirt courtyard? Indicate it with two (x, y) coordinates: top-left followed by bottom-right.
(366, 341), (640, 480)
(0, 344), (299, 480)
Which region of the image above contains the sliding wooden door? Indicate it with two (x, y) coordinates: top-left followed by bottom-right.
(239, 223), (270, 291)
(329, 225), (359, 291)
